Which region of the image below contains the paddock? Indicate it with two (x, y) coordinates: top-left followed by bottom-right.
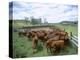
(12, 24), (78, 58)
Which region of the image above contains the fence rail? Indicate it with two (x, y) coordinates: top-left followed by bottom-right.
(71, 37), (78, 43)
(70, 32), (78, 47)
(70, 40), (78, 46)
(72, 35), (78, 39)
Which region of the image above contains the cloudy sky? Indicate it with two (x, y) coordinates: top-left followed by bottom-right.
(9, 1), (78, 23)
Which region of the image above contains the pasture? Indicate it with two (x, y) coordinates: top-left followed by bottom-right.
(12, 20), (78, 58)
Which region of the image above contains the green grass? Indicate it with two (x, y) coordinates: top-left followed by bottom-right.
(54, 24), (78, 36)
(12, 20), (78, 58)
(13, 20), (32, 29)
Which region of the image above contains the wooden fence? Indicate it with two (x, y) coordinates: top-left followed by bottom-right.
(70, 32), (78, 47)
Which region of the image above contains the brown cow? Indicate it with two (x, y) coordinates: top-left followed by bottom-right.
(35, 30), (47, 44)
(26, 31), (36, 38)
(26, 29), (69, 54)
(57, 31), (69, 45)
(45, 39), (64, 55)
(27, 31), (39, 53)
(52, 40), (64, 54)
(32, 34), (38, 53)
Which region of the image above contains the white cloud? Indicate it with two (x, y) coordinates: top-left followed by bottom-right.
(12, 2), (78, 23)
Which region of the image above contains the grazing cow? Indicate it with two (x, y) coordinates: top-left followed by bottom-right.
(45, 35), (60, 53)
(52, 40), (64, 54)
(58, 31), (69, 45)
(32, 34), (38, 53)
(26, 30), (48, 53)
(24, 28), (69, 54)
(26, 30), (39, 53)
(46, 39), (64, 55)
(44, 34), (60, 42)
(35, 30), (47, 44)
(26, 31), (36, 38)
(61, 32), (69, 45)
(26, 31), (31, 38)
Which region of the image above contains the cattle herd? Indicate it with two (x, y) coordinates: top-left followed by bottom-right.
(18, 27), (70, 55)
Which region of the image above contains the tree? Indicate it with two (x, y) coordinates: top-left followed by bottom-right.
(24, 17), (31, 23)
(30, 16), (42, 25)
(44, 18), (48, 24)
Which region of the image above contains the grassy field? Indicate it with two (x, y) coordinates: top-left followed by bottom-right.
(54, 23), (78, 36)
(12, 20), (78, 58)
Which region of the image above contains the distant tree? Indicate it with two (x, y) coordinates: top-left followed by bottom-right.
(24, 17), (31, 23)
(30, 16), (42, 24)
(38, 18), (42, 24)
(44, 18), (48, 24)
(25, 17), (28, 20)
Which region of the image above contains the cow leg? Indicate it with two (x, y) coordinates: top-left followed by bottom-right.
(53, 46), (57, 55)
(56, 47), (61, 54)
(47, 47), (51, 55)
(47, 47), (49, 54)
(53, 46), (59, 55)
(32, 39), (37, 53)
(35, 40), (38, 47)
(50, 47), (53, 55)
(51, 47), (54, 55)
(51, 47), (56, 55)
(35, 39), (38, 52)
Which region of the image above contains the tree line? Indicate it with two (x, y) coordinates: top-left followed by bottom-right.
(25, 16), (48, 25)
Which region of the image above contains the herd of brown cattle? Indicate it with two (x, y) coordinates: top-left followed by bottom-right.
(18, 28), (70, 55)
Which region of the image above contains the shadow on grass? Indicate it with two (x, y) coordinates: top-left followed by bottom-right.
(28, 38), (32, 41)
(36, 44), (43, 53)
